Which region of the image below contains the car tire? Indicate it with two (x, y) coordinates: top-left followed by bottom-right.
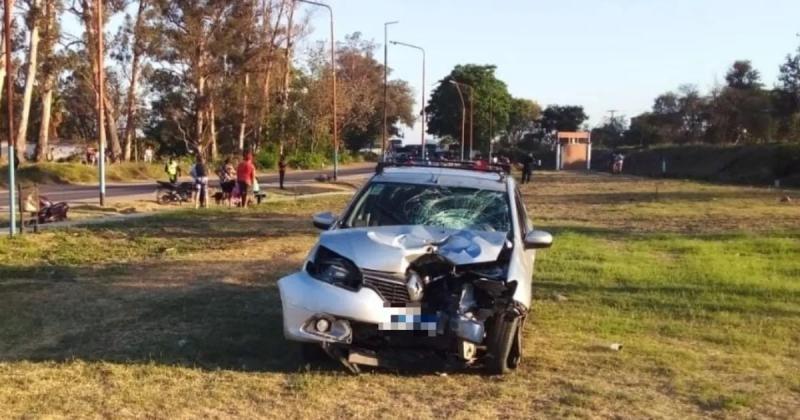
(485, 313), (521, 375)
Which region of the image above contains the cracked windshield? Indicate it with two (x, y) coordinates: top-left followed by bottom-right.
(347, 183), (510, 232)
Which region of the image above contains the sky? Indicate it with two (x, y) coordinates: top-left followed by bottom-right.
(299, 0), (800, 144)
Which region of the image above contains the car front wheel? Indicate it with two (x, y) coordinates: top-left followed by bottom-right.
(485, 313), (522, 375)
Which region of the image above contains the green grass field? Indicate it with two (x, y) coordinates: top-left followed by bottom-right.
(0, 171), (798, 418)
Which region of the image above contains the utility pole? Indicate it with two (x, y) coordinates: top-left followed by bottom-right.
(468, 85), (474, 159)
(97, 0), (106, 206)
(4, 0), (15, 236)
(297, 0), (337, 180)
(390, 41), (425, 159)
(382, 21), (398, 161)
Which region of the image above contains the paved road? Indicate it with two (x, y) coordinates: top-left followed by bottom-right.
(0, 164), (375, 205)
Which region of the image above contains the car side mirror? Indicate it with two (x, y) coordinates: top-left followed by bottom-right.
(312, 212), (337, 230)
(523, 230), (553, 249)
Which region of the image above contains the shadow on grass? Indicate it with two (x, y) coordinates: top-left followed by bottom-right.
(0, 208), (340, 374)
(0, 258), (335, 374)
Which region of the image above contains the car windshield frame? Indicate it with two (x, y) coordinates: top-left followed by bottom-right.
(341, 181), (512, 233)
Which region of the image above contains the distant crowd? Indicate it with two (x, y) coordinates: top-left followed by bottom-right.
(163, 151), (288, 209)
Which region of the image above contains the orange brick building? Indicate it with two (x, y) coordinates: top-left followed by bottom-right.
(555, 131), (592, 170)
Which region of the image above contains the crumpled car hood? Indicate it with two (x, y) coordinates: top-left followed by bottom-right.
(317, 225), (509, 273)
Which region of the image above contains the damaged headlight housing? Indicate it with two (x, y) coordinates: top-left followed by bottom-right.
(306, 246), (362, 289)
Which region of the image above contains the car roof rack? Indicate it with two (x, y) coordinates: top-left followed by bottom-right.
(375, 158), (508, 181)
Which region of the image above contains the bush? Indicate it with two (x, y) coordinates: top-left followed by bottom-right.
(288, 151), (328, 169)
(338, 151), (363, 165)
(256, 149), (279, 170)
(361, 151), (380, 162)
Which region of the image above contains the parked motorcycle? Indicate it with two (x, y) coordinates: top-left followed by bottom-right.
(155, 180), (194, 204)
(22, 196), (69, 226)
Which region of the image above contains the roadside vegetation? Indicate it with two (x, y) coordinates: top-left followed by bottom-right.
(0, 172), (798, 418)
(0, 162), (164, 187)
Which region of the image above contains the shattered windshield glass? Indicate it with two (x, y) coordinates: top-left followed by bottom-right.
(346, 183), (511, 232)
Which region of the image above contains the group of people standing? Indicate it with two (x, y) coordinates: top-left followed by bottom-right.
(164, 151), (287, 209)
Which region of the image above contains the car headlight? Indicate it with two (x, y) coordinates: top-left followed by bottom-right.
(306, 246), (362, 289)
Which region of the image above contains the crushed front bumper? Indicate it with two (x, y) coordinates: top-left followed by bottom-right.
(278, 271), (389, 343)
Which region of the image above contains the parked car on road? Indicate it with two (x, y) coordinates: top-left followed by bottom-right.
(278, 161), (553, 374)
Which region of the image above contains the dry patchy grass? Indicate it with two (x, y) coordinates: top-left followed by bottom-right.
(0, 172), (798, 419)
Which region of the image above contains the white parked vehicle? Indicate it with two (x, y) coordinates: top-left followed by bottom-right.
(277, 161), (553, 374)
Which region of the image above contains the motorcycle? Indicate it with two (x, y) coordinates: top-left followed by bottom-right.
(155, 180), (194, 204)
(22, 196), (69, 226)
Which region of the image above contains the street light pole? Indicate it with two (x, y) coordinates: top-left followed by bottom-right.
(489, 96), (493, 161)
(382, 21), (398, 162)
(449, 80), (466, 160)
(390, 41), (426, 159)
(467, 84), (474, 158)
(450, 81), (474, 159)
(97, 0), (106, 205)
(4, 0), (15, 236)
(298, 0), (337, 180)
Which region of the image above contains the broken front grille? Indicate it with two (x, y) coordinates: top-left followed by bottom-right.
(361, 269), (410, 305)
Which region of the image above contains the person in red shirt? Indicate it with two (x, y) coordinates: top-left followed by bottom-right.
(237, 151), (257, 207)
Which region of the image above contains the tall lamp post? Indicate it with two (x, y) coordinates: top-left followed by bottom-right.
(382, 21), (398, 161)
(449, 80), (466, 160)
(97, 0), (107, 205)
(4, 0), (15, 236)
(450, 81), (474, 159)
(390, 41), (426, 159)
(297, 0), (338, 180)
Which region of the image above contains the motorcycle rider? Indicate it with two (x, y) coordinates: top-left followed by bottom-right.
(165, 157), (181, 184)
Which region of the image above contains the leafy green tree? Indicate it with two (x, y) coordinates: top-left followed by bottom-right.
(775, 45), (800, 141)
(591, 115), (627, 147)
(725, 60), (762, 90)
(426, 64), (513, 156)
(506, 98), (541, 144)
(540, 105), (588, 132)
(707, 61), (774, 143)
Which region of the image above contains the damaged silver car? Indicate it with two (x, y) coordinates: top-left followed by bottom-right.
(277, 162), (552, 374)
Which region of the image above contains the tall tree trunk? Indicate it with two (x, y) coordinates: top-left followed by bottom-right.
(195, 73), (206, 155)
(36, 87), (53, 162)
(122, 0), (147, 162)
(278, 1), (295, 153)
(209, 95), (218, 160)
(16, 0), (42, 162)
(0, 0), (15, 125)
(36, 0), (57, 162)
(238, 72), (249, 152)
(104, 92), (122, 161)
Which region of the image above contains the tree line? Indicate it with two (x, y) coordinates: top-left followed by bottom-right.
(423, 63), (588, 158)
(593, 43), (800, 147)
(0, 0), (415, 163)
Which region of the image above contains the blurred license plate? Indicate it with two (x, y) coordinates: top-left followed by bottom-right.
(380, 307), (438, 333)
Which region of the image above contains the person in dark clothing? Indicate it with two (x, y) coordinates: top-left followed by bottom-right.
(13, 149), (21, 170)
(278, 154), (287, 190)
(190, 155), (209, 208)
(521, 153), (535, 184)
(217, 158), (237, 207)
